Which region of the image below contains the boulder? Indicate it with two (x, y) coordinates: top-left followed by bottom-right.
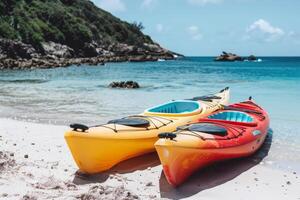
(214, 51), (243, 62)
(109, 81), (140, 89)
(42, 41), (74, 58)
(248, 55), (257, 61)
(109, 43), (136, 56)
(82, 43), (98, 57)
(0, 39), (39, 59)
(143, 43), (166, 54)
(81, 41), (107, 57)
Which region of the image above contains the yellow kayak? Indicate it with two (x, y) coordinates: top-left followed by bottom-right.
(64, 87), (230, 173)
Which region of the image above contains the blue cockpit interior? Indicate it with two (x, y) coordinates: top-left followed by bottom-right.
(147, 100), (200, 114)
(208, 111), (254, 122)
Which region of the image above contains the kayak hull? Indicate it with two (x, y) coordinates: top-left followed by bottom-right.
(155, 100), (269, 187)
(156, 134), (267, 186)
(65, 136), (155, 173)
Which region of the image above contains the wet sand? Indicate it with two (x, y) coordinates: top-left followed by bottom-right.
(0, 118), (299, 200)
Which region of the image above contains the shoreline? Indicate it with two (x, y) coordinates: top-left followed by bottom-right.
(0, 118), (299, 199)
(0, 54), (178, 70)
(0, 38), (182, 70)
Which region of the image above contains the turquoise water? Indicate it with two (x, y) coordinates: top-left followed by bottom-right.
(0, 57), (300, 169)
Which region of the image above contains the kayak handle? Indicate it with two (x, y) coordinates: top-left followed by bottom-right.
(219, 87), (229, 93)
(158, 132), (177, 140)
(70, 123), (89, 132)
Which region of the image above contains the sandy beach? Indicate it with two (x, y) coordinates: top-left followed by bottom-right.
(0, 118), (299, 200)
(1, 0), (300, 199)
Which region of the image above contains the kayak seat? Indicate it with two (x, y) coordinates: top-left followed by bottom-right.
(178, 123), (227, 136)
(108, 118), (150, 127)
(208, 111), (253, 122)
(147, 100), (200, 114)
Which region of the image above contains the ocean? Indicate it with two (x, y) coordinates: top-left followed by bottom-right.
(0, 57), (300, 170)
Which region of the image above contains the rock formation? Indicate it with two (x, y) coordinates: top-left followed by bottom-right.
(214, 52), (258, 62)
(109, 81), (140, 89)
(214, 51), (243, 62)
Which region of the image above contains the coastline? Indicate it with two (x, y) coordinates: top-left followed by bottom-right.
(0, 118), (299, 200)
(0, 54), (177, 70)
(0, 38), (181, 70)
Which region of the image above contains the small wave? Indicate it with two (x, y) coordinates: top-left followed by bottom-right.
(244, 58), (262, 62)
(97, 84), (107, 88)
(0, 79), (49, 84)
(144, 84), (184, 91)
(216, 79), (252, 83)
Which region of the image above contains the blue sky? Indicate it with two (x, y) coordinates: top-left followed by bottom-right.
(92, 0), (300, 56)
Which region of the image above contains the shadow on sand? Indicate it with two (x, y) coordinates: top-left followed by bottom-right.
(72, 129), (273, 198)
(72, 151), (160, 185)
(159, 129), (273, 199)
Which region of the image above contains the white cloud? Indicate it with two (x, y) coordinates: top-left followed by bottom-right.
(247, 19), (284, 35)
(187, 0), (223, 6)
(156, 24), (164, 33)
(94, 0), (125, 12)
(187, 26), (203, 40)
(246, 19), (284, 42)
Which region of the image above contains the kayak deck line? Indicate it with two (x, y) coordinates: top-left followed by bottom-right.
(70, 115), (175, 133)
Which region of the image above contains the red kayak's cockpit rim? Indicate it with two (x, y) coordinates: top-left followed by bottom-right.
(198, 118), (258, 127)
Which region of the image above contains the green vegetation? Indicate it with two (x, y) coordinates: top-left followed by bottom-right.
(0, 0), (153, 50)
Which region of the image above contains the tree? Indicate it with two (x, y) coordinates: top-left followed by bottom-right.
(132, 21), (144, 31)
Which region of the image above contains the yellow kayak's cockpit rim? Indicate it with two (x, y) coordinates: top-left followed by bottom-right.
(143, 100), (203, 117)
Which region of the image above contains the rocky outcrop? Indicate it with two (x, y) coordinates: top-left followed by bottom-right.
(0, 57), (105, 70)
(0, 39), (40, 59)
(214, 51), (243, 62)
(247, 55), (257, 61)
(42, 42), (74, 58)
(107, 42), (174, 57)
(109, 81), (140, 89)
(214, 52), (258, 62)
(0, 39), (180, 69)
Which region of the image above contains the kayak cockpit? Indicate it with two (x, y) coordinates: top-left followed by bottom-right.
(144, 100), (202, 116)
(177, 123), (228, 136)
(208, 111), (254, 123)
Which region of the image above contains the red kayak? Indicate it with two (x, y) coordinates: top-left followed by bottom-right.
(155, 99), (270, 187)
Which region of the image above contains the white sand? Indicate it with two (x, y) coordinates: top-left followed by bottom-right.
(0, 118), (299, 200)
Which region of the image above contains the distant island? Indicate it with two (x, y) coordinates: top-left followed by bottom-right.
(215, 51), (258, 62)
(0, 0), (180, 69)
